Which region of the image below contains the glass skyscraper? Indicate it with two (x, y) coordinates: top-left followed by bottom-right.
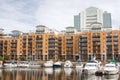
(74, 7), (112, 31)
(103, 11), (112, 28)
(74, 14), (80, 31)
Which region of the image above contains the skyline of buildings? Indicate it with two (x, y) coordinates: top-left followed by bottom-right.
(0, 25), (120, 61)
(74, 7), (112, 32)
(0, 7), (118, 36)
(0, 6), (119, 61)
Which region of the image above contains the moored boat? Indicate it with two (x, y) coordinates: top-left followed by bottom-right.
(76, 59), (83, 69)
(28, 61), (41, 68)
(17, 61), (29, 68)
(103, 63), (119, 75)
(44, 60), (53, 67)
(4, 62), (17, 68)
(83, 58), (100, 74)
(53, 61), (62, 68)
(28, 63), (41, 68)
(64, 60), (73, 68)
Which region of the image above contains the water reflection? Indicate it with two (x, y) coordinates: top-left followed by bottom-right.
(64, 68), (72, 76)
(54, 68), (61, 74)
(44, 68), (53, 74)
(0, 68), (119, 80)
(103, 74), (119, 80)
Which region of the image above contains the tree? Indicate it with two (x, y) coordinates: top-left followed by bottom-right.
(3, 53), (9, 60)
(0, 56), (2, 61)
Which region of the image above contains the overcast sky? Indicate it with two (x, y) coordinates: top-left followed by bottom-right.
(0, 0), (120, 33)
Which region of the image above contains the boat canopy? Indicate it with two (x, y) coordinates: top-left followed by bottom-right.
(107, 60), (117, 63)
(88, 57), (98, 63)
(88, 60), (98, 63)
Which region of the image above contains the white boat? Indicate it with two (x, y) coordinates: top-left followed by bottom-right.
(17, 61), (29, 68)
(76, 60), (83, 69)
(83, 58), (100, 74)
(103, 63), (119, 75)
(4, 62), (17, 68)
(53, 61), (62, 68)
(28, 63), (41, 68)
(64, 60), (73, 68)
(44, 60), (53, 67)
(28, 61), (41, 68)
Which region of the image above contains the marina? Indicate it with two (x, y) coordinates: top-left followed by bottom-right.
(0, 0), (119, 79)
(0, 59), (120, 75)
(0, 67), (119, 80)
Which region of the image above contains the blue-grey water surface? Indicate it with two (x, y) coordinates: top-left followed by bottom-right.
(0, 68), (119, 80)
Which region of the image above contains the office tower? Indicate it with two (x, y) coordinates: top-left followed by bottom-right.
(74, 7), (112, 31)
(103, 11), (112, 28)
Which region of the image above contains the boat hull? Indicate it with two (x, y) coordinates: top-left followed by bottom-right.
(53, 65), (62, 68)
(17, 64), (29, 68)
(29, 65), (41, 68)
(103, 63), (119, 75)
(83, 69), (98, 74)
(4, 64), (17, 68)
(104, 70), (118, 75)
(44, 64), (53, 67)
(76, 64), (83, 69)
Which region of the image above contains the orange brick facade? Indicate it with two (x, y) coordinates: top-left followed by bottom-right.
(0, 30), (120, 61)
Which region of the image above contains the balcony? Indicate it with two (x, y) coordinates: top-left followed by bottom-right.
(49, 41), (55, 43)
(66, 42), (73, 44)
(106, 35), (112, 38)
(66, 44), (73, 47)
(49, 44), (55, 47)
(114, 42), (118, 45)
(79, 40), (87, 43)
(11, 42), (17, 44)
(11, 46), (16, 48)
(49, 38), (55, 40)
(81, 47), (87, 50)
(48, 48), (55, 50)
(36, 40), (43, 42)
(80, 36), (87, 39)
(92, 38), (100, 41)
(106, 43), (112, 45)
(106, 40), (112, 42)
(28, 45), (32, 47)
(36, 48), (42, 50)
(28, 37), (32, 40)
(114, 39), (118, 42)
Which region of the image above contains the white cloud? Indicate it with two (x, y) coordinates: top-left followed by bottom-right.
(0, 0), (120, 33)
(0, 0), (39, 33)
(36, 0), (120, 30)
(0, 18), (35, 33)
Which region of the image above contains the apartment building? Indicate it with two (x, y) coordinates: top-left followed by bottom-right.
(0, 30), (120, 61)
(78, 30), (120, 61)
(0, 38), (18, 60)
(17, 33), (59, 61)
